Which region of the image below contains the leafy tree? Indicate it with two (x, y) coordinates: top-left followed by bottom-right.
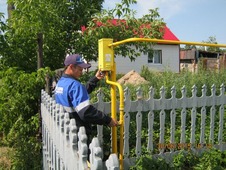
(72, 0), (165, 62)
(1, 0), (104, 72)
(1, 0), (165, 71)
(198, 36), (220, 52)
(0, 13), (8, 56)
(205, 36), (220, 52)
(184, 44), (196, 50)
(183, 36), (226, 53)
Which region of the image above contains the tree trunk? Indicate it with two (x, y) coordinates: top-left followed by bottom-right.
(37, 32), (43, 69)
(37, 32), (44, 141)
(7, 3), (15, 19)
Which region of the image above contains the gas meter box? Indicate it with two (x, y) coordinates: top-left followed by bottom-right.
(98, 39), (114, 71)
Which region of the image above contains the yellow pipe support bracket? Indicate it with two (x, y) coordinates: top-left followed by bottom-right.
(105, 72), (124, 170)
(108, 38), (226, 48)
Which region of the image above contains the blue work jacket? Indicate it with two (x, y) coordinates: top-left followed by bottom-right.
(54, 73), (111, 135)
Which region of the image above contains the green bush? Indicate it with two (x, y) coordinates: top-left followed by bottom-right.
(130, 155), (170, 170)
(132, 149), (226, 169)
(0, 67), (53, 169)
(8, 115), (41, 170)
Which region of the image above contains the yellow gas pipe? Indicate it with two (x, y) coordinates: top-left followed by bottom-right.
(105, 71), (124, 170)
(108, 38), (226, 48)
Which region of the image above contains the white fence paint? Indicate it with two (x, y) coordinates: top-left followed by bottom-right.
(41, 83), (226, 169)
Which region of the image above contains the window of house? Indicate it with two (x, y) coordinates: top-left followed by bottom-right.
(148, 50), (162, 64)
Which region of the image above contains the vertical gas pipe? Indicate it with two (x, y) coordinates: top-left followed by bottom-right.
(105, 71), (124, 170)
(98, 38), (124, 169)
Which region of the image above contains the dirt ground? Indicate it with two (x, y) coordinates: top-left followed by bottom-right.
(117, 70), (149, 85)
(0, 147), (11, 169)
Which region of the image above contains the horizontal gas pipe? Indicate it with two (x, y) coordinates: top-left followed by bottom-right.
(108, 38), (226, 48)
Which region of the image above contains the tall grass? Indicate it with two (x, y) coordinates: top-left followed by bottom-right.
(140, 66), (226, 98)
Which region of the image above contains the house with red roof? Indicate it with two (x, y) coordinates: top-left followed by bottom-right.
(89, 23), (180, 74)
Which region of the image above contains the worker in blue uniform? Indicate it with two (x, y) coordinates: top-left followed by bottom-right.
(55, 54), (118, 142)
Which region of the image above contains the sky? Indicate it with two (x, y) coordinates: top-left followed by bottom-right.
(1, 0), (226, 45)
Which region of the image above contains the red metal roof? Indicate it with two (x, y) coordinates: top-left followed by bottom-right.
(163, 26), (179, 41)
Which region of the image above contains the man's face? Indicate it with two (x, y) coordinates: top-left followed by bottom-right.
(72, 65), (83, 79)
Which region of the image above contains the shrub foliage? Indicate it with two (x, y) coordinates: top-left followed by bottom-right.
(0, 67), (53, 169)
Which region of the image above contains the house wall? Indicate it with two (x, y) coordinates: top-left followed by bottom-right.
(89, 44), (180, 74)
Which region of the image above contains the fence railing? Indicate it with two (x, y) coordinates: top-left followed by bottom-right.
(41, 83), (226, 169)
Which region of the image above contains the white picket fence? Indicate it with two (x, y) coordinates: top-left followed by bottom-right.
(41, 90), (119, 170)
(41, 84), (226, 170)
